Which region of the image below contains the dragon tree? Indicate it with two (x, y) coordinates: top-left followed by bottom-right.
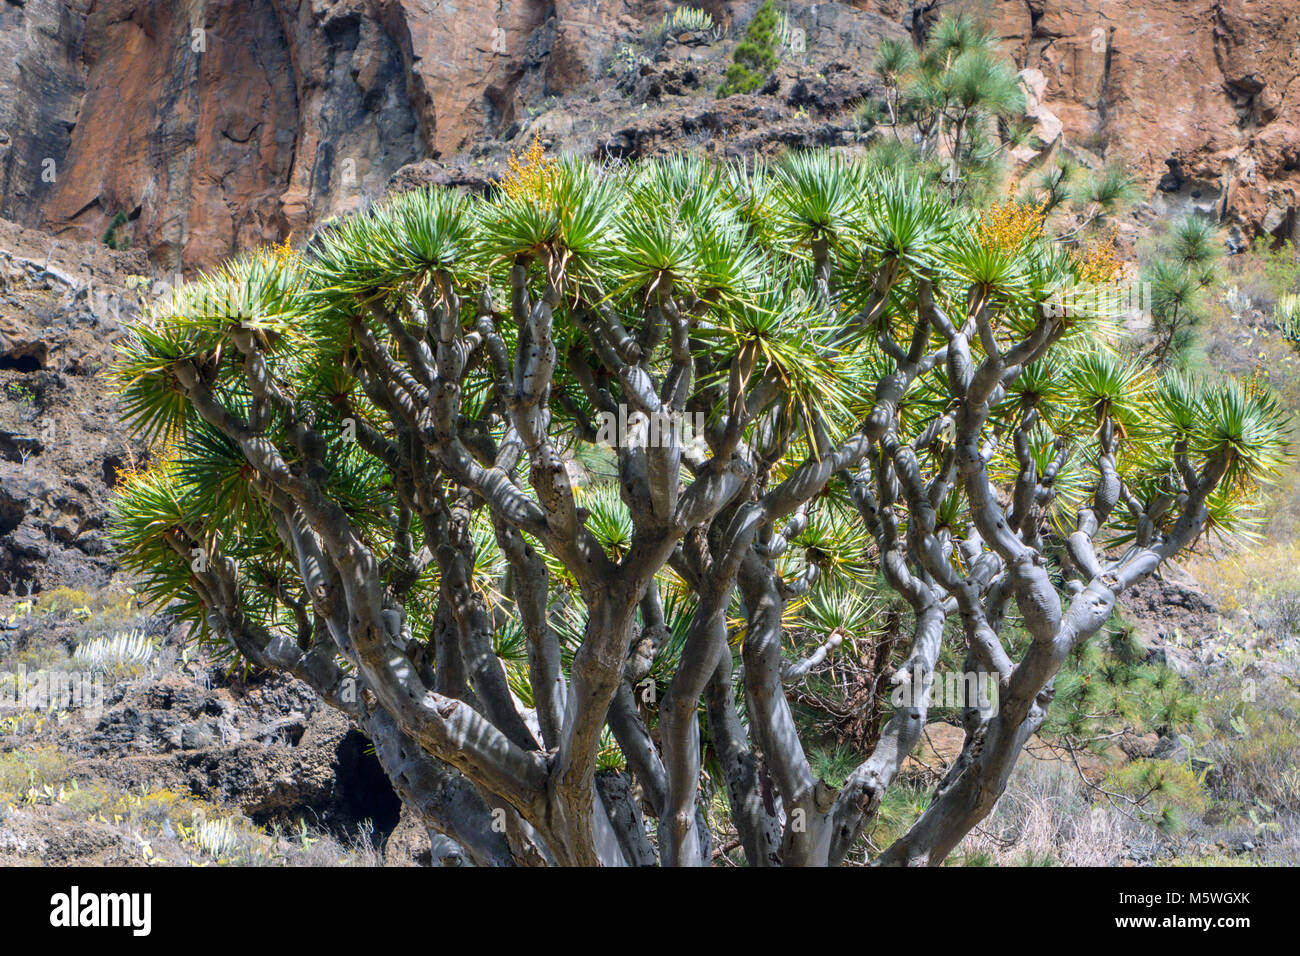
(112, 148), (1288, 866)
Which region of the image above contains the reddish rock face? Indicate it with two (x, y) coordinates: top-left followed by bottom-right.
(3, 0), (668, 271)
(2, 0), (1297, 273)
(4, 0), (431, 272)
(936, 0), (1299, 241)
(42, 1), (304, 273)
(784, 0), (1299, 243)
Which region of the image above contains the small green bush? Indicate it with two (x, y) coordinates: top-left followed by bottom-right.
(102, 211), (129, 250)
(1260, 239), (1300, 299)
(1144, 216), (1222, 366)
(718, 1), (781, 96)
(1105, 758), (1210, 833)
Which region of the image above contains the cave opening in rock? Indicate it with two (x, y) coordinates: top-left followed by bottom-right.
(0, 491), (24, 536)
(333, 729), (403, 846)
(0, 354), (42, 373)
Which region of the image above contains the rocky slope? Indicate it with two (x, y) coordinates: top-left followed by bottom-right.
(0, 218), (428, 865)
(1, 0), (1296, 275)
(0, 217), (147, 596)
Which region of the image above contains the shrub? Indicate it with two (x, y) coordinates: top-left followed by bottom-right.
(102, 211), (129, 250)
(870, 14), (1030, 203)
(1144, 216), (1222, 366)
(663, 5), (718, 41)
(73, 629), (158, 678)
(1260, 239), (1300, 299)
(717, 0), (781, 96)
(1105, 758), (1211, 833)
(1275, 292), (1300, 349)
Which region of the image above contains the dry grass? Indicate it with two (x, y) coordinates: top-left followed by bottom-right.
(954, 760), (1147, 866)
(1188, 541), (1300, 617)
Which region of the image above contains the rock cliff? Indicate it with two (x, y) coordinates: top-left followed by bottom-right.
(1, 1), (1297, 268)
(974, 0), (1300, 245)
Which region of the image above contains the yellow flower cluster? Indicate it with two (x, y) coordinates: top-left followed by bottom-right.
(270, 233), (296, 269)
(1246, 364), (1269, 398)
(1071, 229), (1124, 284)
(501, 135), (560, 204)
(112, 440), (180, 499)
(976, 200), (1046, 251)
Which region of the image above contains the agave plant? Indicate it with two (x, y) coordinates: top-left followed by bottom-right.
(73, 630), (158, 674)
(111, 145), (1289, 868)
(1275, 292), (1300, 349)
(662, 5), (719, 42)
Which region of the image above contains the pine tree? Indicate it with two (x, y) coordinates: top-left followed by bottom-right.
(718, 1), (781, 97)
(1146, 216), (1221, 366)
